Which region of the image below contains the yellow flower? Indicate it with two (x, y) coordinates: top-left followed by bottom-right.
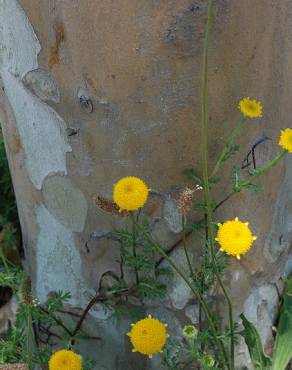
(113, 176), (150, 211)
(215, 217), (256, 260)
(239, 97), (263, 118)
(49, 349), (82, 370)
(127, 314), (169, 358)
(279, 128), (292, 152)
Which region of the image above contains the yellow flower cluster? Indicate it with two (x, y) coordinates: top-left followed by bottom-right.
(127, 315), (169, 358)
(215, 217), (257, 260)
(49, 349), (82, 370)
(113, 176), (150, 211)
(239, 97), (262, 118)
(279, 128), (292, 152)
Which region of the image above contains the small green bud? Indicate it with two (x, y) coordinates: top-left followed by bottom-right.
(182, 325), (198, 340)
(204, 354), (215, 367)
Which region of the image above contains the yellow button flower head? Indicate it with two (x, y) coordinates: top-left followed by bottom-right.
(127, 314), (169, 358)
(239, 97), (263, 118)
(49, 349), (82, 370)
(215, 217), (257, 260)
(279, 128), (292, 152)
(113, 176), (150, 211)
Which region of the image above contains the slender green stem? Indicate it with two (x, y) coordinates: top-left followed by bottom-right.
(0, 249), (9, 272)
(182, 215), (194, 277)
(130, 212), (139, 285)
(238, 149), (287, 190)
(211, 117), (245, 178)
(214, 150), (288, 210)
(0, 232), (10, 272)
(133, 220), (228, 367)
(39, 306), (74, 337)
(201, 1), (234, 369)
(25, 304), (35, 370)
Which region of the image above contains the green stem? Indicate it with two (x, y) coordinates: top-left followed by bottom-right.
(238, 149), (287, 190)
(39, 306), (74, 337)
(133, 220), (228, 367)
(215, 150), (288, 208)
(182, 215), (194, 277)
(201, 1), (234, 369)
(211, 117), (245, 178)
(130, 212), (139, 285)
(26, 304), (35, 370)
(0, 249), (9, 272)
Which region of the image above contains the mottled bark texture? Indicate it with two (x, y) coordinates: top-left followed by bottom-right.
(0, 1), (292, 369)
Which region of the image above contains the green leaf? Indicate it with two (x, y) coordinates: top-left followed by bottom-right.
(222, 144), (240, 162)
(209, 176), (221, 184)
(271, 276), (292, 370)
(193, 202), (208, 212)
(242, 183), (262, 192)
(239, 313), (272, 370)
(183, 168), (203, 187)
(232, 165), (240, 192)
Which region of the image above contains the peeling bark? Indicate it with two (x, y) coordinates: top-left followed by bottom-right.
(0, 1), (292, 368)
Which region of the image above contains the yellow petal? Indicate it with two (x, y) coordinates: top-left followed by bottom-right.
(236, 255), (241, 260)
(235, 217), (239, 221)
(253, 236), (257, 240)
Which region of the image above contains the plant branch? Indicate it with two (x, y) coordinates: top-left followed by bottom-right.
(156, 147), (284, 268)
(200, 1), (234, 369)
(211, 118), (245, 178)
(130, 212), (139, 285)
(236, 149), (287, 190)
(134, 220), (228, 367)
(39, 306), (74, 337)
(71, 287), (135, 338)
(182, 215), (194, 277)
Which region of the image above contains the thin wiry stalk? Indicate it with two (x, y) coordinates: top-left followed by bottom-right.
(130, 212), (140, 285)
(200, 1), (234, 369)
(182, 215), (194, 277)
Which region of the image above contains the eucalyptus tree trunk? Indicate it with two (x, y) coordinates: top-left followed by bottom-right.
(0, 1), (292, 369)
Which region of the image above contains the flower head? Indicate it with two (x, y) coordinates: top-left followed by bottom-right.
(176, 185), (202, 215)
(204, 355), (215, 368)
(279, 128), (292, 152)
(49, 349), (82, 370)
(94, 194), (129, 217)
(215, 217), (256, 260)
(239, 97), (263, 118)
(113, 176), (150, 211)
(127, 314), (169, 358)
(182, 325), (198, 340)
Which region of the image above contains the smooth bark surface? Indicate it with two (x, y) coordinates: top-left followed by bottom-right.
(0, 1), (292, 368)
